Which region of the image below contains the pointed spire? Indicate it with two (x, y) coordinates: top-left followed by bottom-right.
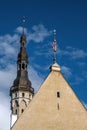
(53, 29), (57, 63)
(22, 16), (26, 35)
(20, 17), (26, 48)
(50, 29), (61, 72)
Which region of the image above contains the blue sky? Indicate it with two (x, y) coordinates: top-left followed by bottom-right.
(0, 0), (87, 130)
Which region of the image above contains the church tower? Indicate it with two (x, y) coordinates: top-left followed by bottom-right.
(10, 27), (34, 127)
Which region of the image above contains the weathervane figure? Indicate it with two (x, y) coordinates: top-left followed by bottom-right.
(53, 29), (57, 63)
(22, 16), (26, 34)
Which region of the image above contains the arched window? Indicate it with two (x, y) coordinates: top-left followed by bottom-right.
(19, 64), (21, 70)
(22, 63), (25, 70)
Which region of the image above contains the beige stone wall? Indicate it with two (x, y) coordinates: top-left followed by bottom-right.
(12, 71), (87, 130)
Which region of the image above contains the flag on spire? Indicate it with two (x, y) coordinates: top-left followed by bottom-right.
(53, 39), (57, 52)
(53, 29), (57, 52)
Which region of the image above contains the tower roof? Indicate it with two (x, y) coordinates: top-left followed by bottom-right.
(18, 33), (28, 63)
(10, 25), (34, 95)
(50, 30), (61, 71)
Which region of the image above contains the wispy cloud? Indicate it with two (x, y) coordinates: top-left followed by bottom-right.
(61, 66), (72, 78)
(29, 66), (43, 93)
(0, 92), (10, 130)
(15, 26), (28, 34)
(15, 24), (52, 43)
(59, 46), (87, 59)
(71, 76), (84, 86)
(0, 64), (16, 90)
(28, 24), (51, 43)
(0, 34), (19, 52)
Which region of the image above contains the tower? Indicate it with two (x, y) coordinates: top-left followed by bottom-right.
(10, 27), (34, 127)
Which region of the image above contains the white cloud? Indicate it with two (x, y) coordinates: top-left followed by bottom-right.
(15, 26), (28, 34)
(59, 46), (87, 59)
(71, 49), (87, 59)
(0, 34), (19, 66)
(0, 92), (10, 130)
(61, 66), (72, 78)
(29, 66), (43, 93)
(71, 76), (84, 86)
(77, 62), (86, 67)
(28, 24), (51, 43)
(15, 24), (51, 43)
(0, 64), (16, 89)
(28, 24), (51, 42)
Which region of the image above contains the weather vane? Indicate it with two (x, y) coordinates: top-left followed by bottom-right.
(53, 29), (56, 41)
(53, 29), (57, 63)
(22, 16), (26, 34)
(22, 16), (26, 24)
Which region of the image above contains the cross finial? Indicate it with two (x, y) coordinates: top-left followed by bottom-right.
(53, 29), (56, 41)
(22, 16), (26, 24)
(53, 29), (57, 63)
(22, 16), (26, 35)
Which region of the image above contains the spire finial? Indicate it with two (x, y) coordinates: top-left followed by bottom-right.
(20, 17), (26, 47)
(22, 16), (26, 35)
(53, 29), (56, 41)
(53, 29), (57, 63)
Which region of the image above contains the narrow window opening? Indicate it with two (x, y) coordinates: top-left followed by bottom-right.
(22, 93), (25, 97)
(15, 93), (17, 97)
(15, 109), (17, 114)
(15, 100), (19, 107)
(57, 92), (60, 98)
(19, 64), (21, 70)
(21, 109), (24, 113)
(22, 64), (25, 70)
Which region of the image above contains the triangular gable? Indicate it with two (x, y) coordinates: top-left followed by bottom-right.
(12, 70), (87, 130)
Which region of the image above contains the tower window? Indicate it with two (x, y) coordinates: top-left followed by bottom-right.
(15, 100), (19, 107)
(19, 64), (21, 70)
(22, 93), (25, 97)
(57, 92), (60, 98)
(22, 63), (25, 70)
(26, 64), (27, 69)
(21, 109), (24, 113)
(15, 109), (17, 114)
(15, 93), (17, 97)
